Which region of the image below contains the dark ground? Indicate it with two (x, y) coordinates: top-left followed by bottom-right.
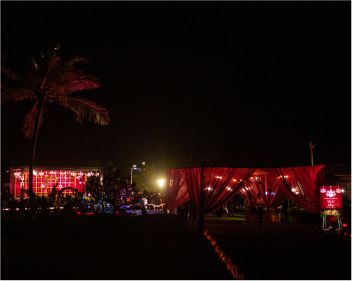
(2, 214), (351, 280)
(205, 219), (351, 280)
(2, 215), (231, 280)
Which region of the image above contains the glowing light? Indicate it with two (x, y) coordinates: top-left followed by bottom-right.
(41, 184), (45, 188)
(157, 178), (166, 188)
(232, 179), (237, 182)
(33, 170), (38, 176)
(205, 186), (213, 191)
(215, 176), (223, 179)
(58, 184), (63, 187)
(71, 172), (76, 176)
(226, 186), (232, 191)
(320, 187), (327, 193)
(265, 191), (268, 195)
(291, 188), (297, 193)
(343, 223), (348, 228)
(142, 162), (146, 165)
(39, 172), (44, 176)
(284, 175), (289, 178)
(342, 189), (345, 193)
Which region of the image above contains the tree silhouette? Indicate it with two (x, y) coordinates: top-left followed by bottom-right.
(2, 46), (110, 203)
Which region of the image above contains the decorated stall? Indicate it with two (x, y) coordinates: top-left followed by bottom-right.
(165, 165), (326, 227)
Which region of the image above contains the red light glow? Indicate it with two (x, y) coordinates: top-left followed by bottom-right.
(10, 167), (101, 199)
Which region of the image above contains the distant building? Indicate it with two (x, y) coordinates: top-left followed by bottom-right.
(9, 166), (101, 199)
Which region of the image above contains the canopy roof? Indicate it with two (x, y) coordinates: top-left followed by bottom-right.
(165, 165), (326, 213)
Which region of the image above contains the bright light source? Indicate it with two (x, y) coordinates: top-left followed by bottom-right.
(215, 176), (223, 179)
(157, 178), (166, 188)
(142, 162), (146, 165)
(133, 164), (137, 169)
(226, 186), (232, 191)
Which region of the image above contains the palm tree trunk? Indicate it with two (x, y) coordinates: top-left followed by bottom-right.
(28, 97), (44, 209)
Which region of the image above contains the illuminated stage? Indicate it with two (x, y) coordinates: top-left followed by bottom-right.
(9, 167), (101, 199)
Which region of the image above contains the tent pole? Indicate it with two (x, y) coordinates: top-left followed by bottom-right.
(198, 166), (205, 232)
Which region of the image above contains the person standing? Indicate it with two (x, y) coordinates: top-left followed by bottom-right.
(256, 193), (265, 225)
(141, 197), (148, 215)
(244, 195), (253, 223)
(281, 198), (289, 222)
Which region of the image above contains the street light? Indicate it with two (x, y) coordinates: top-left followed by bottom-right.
(157, 178), (166, 189)
(130, 165), (138, 185)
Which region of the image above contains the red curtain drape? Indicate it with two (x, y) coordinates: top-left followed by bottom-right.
(273, 165), (326, 213)
(165, 169), (188, 210)
(184, 167), (255, 213)
(236, 170), (286, 208)
(165, 165), (326, 214)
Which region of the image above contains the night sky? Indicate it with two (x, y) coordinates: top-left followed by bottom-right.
(2, 2), (351, 173)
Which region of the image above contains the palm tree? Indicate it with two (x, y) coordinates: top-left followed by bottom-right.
(2, 46), (110, 203)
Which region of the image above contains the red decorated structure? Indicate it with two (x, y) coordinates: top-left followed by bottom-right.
(9, 167), (101, 199)
(320, 186), (343, 230)
(165, 165), (326, 216)
(320, 186), (343, 209)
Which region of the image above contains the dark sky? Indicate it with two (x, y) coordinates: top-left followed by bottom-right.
(2, 2), (351, 173)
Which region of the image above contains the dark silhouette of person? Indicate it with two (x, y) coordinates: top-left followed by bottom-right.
(281, 198), (289, 222)
(256, 193), (265, 225)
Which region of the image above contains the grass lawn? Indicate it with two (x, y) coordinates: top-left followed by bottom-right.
(3, 213), (351, 280)
(2, 214), (232, 280)
(205, 218), (351, 280)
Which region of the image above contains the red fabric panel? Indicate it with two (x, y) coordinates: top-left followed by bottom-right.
(184, 167), (255, 213)
(166, 165), (326, 214)
(165, 169), (188, 210)
(236, 170), (286, 208)
(273, 165), (326, 213)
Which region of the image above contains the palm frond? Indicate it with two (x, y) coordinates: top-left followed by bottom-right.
(47, 73), (100, 96)
(22, 101), (44, 139)
(1, 53), (18, 80)
(65, 57), (90, 67)
(53, 96), (110, 126)
(1, 66), (18, 81)
(2, 88), (36, 105)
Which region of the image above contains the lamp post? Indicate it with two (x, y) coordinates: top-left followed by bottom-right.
(130, 164), (137, 185)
